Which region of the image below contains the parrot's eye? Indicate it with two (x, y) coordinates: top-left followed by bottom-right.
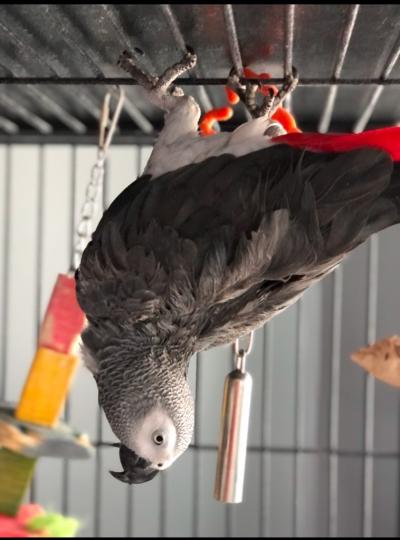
(152, 431), (165, 445)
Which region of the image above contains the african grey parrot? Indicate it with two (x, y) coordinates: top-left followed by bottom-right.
(75, 48), (400, 484)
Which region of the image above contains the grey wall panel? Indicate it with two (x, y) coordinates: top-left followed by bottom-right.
(97, 446), (129, 538)
(375, 227), (400, 453)
(34, 145), (74, 509)
(2, 143), (400, 537)
(339, 243), (370, 451)
(65, 146), (99, 536)
(0, 146), (8, 401)
(131, 473), (162, 537)
(39, 146), (74, 311)
(5, 146), (40, 403)
(164, 448), (195, 537)
(247, 326), (265, 448)
(297, 278), (333, 449)
(229, 452), (262, 537)
(264, 452), (295, 537)
(197, 346), (232, 446)
(337, 456), (363, 537)
(196, 450), (227, 537)
(296, 453), (329, 537)
(35, 457), (64, 512)
(66, 458), (97, 537)
(266, 304), (298, 448)
(372, 457), (399, 537)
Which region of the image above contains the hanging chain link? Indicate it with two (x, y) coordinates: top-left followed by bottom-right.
(233, 331), (254, 372)
(72, 87), (125, 271)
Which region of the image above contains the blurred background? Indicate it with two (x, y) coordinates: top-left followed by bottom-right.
(1, 4), (400, 537)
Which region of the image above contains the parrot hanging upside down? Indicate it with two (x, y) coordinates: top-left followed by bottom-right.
(76, 47), (400, 484)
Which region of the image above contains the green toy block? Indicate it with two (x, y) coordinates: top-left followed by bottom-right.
(0, 449), (36, 516)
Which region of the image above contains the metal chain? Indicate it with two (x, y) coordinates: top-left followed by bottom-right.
(72, 87), (125, 271)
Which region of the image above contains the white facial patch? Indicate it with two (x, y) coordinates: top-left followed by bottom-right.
(130, 407), (179, 470)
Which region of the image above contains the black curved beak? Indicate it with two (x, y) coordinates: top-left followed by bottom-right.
(110, 444), (160, 485)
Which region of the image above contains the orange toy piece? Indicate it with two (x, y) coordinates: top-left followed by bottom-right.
(15, 274), (85, 427)
(15, 348), (79, 427)
(199, 106), (233, 136)
(199, 66), (301, 136)
(225, 86), (240, 105)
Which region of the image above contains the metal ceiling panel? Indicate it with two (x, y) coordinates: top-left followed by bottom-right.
(0, 4), (400, 139)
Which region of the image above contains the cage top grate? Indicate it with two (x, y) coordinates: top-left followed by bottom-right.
(1, 4), (400, 139)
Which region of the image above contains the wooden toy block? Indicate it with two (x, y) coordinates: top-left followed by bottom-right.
(15, 348), (80, 427)
(38, 274), (86, 355)
(0, 449), (36, 516)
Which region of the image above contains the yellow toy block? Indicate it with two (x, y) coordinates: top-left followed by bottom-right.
(15, 347), (79, 427)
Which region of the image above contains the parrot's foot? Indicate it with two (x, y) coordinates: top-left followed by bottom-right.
(227, 66), (299, 120)
(267, 66), (299, 115)
(227, 68), (259, 116)
(117, 47), (197, 112)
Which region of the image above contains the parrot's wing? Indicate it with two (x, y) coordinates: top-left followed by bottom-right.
(77, 143), (398, 350)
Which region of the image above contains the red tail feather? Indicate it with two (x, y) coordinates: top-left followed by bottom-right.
(273, 127), (400, 161)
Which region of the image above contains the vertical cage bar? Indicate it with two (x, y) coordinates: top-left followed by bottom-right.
(362, 236), (379, 537)
(292, 299), (303, 537)
(160, 470), (166, 537)
(328, 267), (343, 537)
(29, 144), (44, 504)
(223, 4), (244, 76)
(283, 4), (295, 111)
(223, 4), (251, 122)
(0, 145), (11, 402)
(260, 323), (272, 537)
(353, 38), (400, 133)
(318, 4), (359, 133)
(192, 352), (201, 538)
(93, 409), (103, 537)
(93, 157), (107, 537)
(160, 4), (215, 114)
(125, 145), (142, 538)
(61, 144), (77, 516)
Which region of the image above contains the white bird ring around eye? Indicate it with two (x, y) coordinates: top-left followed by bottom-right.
(153, 432), (164, 445)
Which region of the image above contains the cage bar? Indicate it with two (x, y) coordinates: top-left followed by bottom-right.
(318, 4), (360, 133)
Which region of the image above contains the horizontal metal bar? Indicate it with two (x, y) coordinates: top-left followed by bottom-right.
(0, 132), (157, 145)
(0, 119), (396, 146)
(4, 76), (400, 86)
(94, 440), (400, 459)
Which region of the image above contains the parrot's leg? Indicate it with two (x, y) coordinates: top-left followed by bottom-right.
(155, 46), (197, 97)
(227, 68), (256, 114)
(117, 48), (197, 113)
(227, 66), (299, 120)
(266, 66), (299, 117)
(118, 48), (205, 175)
(244, 81), (262, 116)
(117, 50), (158, 89)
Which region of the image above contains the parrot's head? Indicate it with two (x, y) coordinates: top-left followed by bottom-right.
(81, 333), (195, 484)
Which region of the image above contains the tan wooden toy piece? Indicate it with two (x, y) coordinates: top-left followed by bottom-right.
(351, 335), (400, 387)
